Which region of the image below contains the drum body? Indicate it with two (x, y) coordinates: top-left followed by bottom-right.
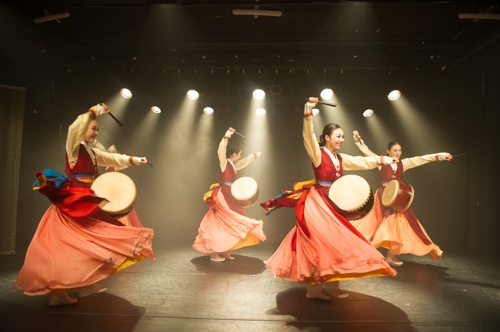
(328, 174), (374, 220)
(381, 180), (414, 212)
(91, 172), (137, 218)
(230, 177), (259, 208)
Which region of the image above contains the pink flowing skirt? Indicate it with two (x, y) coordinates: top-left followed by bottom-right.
(193, 189), (266, 253)
(351, 194), (442, 261)
(265, 187), (396, 284)
(371, 213), (443, 261)
(15, 205), (155, 295)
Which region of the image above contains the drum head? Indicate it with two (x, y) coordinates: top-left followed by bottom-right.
(381, 180), (400, 207)
(231, 176), (259, 208)
(91, 172), (136, 215)
(329, 175), (371, 212)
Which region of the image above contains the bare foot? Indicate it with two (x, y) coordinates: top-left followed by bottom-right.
(210, 253), (225, 262)
(49, 292), (78, 306)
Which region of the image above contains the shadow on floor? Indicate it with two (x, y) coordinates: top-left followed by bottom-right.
(191, 254), (267, 275)
(266, 286), (418, 332)
(0, 293), (145, 332)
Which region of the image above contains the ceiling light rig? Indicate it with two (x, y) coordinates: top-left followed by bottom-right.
(120, 88), (132, 99)
(363, 109), (374, 117)
(387, 90), (401, 101)
(252, 89), (265, 100)
(232, 9), (282, 18)
(151, 106), (161, 114)
(255, 108), (266, 115)
(320, 89), (334, 100)
(203, 107), (214, 114)
(187, 90), (200, 100)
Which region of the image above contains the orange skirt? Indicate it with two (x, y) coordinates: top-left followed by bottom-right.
(15, 205), (155, 296)
(351, 192), (442, 261)
(193, 189), (266, 254)
(265, 187), (396, 284)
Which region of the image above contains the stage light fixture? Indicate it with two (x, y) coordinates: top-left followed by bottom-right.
(151, 106), (161, 114)
(363, 109), (374, 117)
(203, 107), (214, 114)
(312, 108), (320, 116)
(187, 90), (200, 100)
(320, 89), (333, 100)
(120, 88), (132, 99)
(253, 89), (265, 100)
(255, 108), (266, 115)
(388, 90), (401, 101)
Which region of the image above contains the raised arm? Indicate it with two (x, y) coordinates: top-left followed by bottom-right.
(402, 153), (453, 172)
(353, 130), (378, 157)
(340, 153), (392, 171)
(303, 100), (322, 168)
(218, 128), (235, 172)
(234, 151), (263, 171)
(66, 104), (107, 167)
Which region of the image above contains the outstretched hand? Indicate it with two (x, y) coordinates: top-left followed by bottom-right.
(307, 97), (318, 107)
(100, 103), (112, 114)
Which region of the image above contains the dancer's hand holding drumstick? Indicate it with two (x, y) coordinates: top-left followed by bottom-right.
(307, 97), (319, 107)
(100, 103), (123, 126)
(352, 130), (364, 146)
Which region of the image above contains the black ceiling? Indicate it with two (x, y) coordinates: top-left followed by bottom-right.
(1, 0), (500, 76)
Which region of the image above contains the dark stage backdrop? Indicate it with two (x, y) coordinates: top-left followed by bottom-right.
(8, 69), (490, 256)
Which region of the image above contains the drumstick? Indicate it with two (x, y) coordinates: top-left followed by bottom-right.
(453, 153), (465, 157)
(109, 113), (123, 126)
(305, 98), (337, 107)
(141, 159), (153, 167)
(234, 131), (246, 139)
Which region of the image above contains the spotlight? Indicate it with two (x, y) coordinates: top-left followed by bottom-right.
(203, 107), (214, 114)
(252, 89), (265, 100)
(388, 90), (401, 101)
(151, 106), (161, 114)
(255, 108), (266, 115)
(187, 90), (200, 100)
(120, 88), (132, 99)
(363, 109), (374, 117)
(320, 89), (333, 100)
(312, 108), (320, 116)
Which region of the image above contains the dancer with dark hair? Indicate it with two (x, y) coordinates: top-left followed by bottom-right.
(261, 98), (396, 300)
(193, 127), (266, 262)
(15, 103), (155, 306)
(351, 131), (452, 266)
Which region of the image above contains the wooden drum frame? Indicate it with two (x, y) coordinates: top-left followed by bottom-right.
(381, 179), (414, 212)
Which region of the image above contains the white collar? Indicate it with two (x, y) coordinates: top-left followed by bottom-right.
(227, 158), (236, 172)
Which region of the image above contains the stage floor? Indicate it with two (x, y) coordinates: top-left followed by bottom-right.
(1, 242), (499, 332)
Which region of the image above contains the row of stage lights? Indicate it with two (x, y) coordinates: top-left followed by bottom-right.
(119, 88), (402, 117)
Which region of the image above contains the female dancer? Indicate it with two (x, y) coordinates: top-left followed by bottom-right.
(261, 98), (396, 300)
(351, 130), (452, 266)
(15, 103), (155, 306)
(193, 127), (266, 262)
